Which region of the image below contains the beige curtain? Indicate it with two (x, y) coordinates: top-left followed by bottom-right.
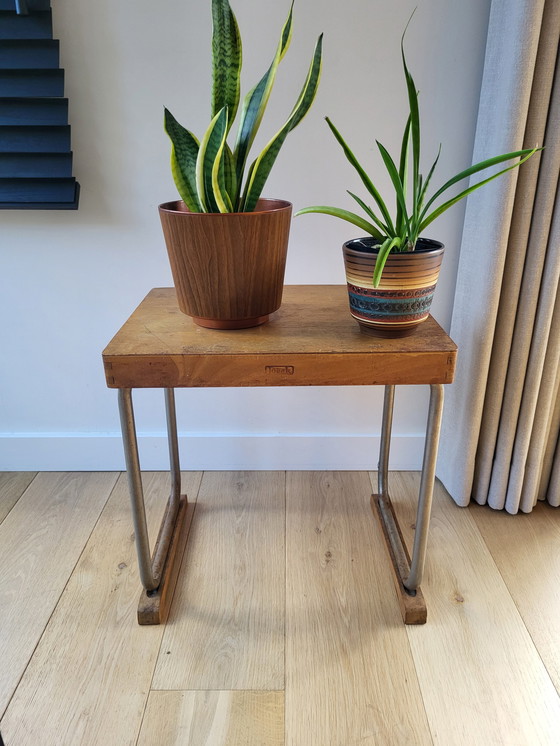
(437, 0), (560, 513)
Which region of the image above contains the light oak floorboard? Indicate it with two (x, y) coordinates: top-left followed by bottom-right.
(285, 471), (432, 746)
(471, 500), (560, 695)
(153, 471), (285, 691)
(0, 471), (36, 523)
(137, 690), (284, 746)
(0, 471), (202, 746)
(381, 472), (560, 746)
(0, 471), (117, 718)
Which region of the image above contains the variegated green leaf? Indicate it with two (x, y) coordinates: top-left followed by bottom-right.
(212, 0), (242, 133)
(164, 108), (202, 212)
(196, 107), (229, 212)
(232, 1), (293, 203)
(242, 32), (323, 212)
(211, 113), (234, 212)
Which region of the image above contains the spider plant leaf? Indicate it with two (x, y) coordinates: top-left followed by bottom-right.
(373, 236), (402, 288)
(294, 205), (384, 237)
(242, 33), (323, 212)
(164, 108), (203, 212)
(211, 0), (242, 133)
(419, 144), (441, 208)
(376, 140), (410, 237)
(401, 21), (420, 205)
(325, 117), (395, 234)
(421, 147), (540, 219)
(211, 114), (234, 213)
(397, 115), (411, 233)
(196, 107), (229, 212)
(232, 1), (294, 199)
(347, 191), (389, 235)
(419, 146), (540, 232)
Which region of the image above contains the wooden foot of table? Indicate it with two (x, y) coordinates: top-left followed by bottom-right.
(138, 495), (194, 625)
(371, 494), (427, 625)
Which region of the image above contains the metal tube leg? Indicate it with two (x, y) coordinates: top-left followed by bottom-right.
(165, 388), (181, 504)
(118, 388), (158, 591)
(149, 388), (184, 581)
(378, 385), (395, 497)
(405, 383), (445, 591)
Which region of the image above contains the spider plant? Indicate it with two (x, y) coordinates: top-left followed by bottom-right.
(296, 22), (539, 287)
(164, 0), (323, 214)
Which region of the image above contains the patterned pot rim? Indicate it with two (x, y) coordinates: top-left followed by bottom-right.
(343, 236), (444, 256)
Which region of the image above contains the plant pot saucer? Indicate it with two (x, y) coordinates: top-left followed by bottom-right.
(191, 314), (270, 330)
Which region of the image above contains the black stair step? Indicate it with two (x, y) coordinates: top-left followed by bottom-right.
(0, 125), (71, 152)
(0, 1), (51, 9)
(0, 10), (52, 39)
(0, 39), (59, 69)
(0, 98), (68, 125)
(0, 176), (77, 202)
(0, 69), (64, 97)
(0, 151), (72, 177)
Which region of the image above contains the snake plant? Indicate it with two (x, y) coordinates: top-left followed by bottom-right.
(164, 0), (323, 214)
(296, 21), (539, 287)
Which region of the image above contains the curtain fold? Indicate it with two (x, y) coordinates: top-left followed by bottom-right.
(437, 0), (560, 513)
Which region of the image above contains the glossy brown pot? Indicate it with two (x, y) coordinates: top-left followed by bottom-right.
(159, 198), (292, 329)
(342, 236), (445, 337)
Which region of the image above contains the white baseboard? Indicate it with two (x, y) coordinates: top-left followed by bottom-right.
(0, 433), (426, 471)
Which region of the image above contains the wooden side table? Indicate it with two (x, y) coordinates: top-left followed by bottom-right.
(103, 286), (456, 625)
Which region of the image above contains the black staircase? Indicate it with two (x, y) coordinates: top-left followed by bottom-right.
(0, 0), (80, 209)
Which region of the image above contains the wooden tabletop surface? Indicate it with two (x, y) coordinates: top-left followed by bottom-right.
(102, 286), (457, 388)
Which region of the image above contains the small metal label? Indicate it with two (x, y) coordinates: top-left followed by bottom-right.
(265, 365), (295, 375)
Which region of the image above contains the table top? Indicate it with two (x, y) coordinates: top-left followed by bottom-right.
(103, 286), (457, 389)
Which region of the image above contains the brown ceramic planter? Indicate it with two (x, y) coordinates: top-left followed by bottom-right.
(342, 236), (445, 337)
(159, 198), (292, 329)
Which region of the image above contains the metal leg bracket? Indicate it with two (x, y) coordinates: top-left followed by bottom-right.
(372, 384), (445, 624)
(118, 388), (194, 625)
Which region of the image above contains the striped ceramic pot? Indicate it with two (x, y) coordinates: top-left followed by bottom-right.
(342, 236), (445, 337)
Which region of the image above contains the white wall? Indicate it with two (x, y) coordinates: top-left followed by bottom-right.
(0, 0), (491, 471)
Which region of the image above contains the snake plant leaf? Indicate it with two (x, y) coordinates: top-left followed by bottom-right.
(421, 147), (540, 221)
(373, 236), (402, 288)
(164, 108), (203, 212)
(419, 146), (540, 233)
(325, 117), (395, 235)
(376, 140), (410, 240)
(294, 205), (383, 237)
(211, 0), (242, 133)
(347, 191), (388, 236)
(211, 114), (235, 213)
(222, 143), (237, 205)
(242, 33), (323, 212)
(232, 1), (294, 201)
(196, 107), (229, 212)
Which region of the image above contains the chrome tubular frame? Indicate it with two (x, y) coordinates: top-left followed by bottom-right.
(376, 383), (445, 592)
(118, 387), (183, 591)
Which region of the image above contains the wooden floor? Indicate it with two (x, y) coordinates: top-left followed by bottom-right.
(0, 471), (559, 745)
